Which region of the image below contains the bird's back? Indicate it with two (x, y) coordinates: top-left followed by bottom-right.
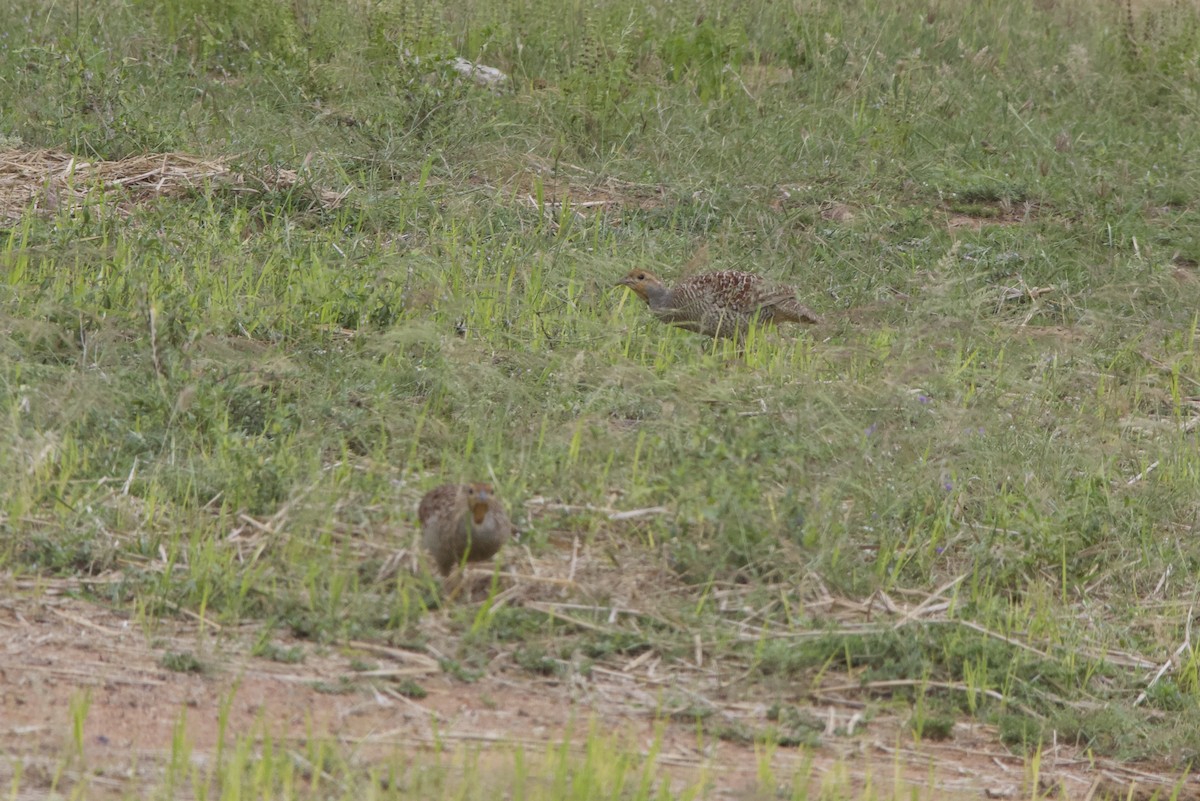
(418, 483), (463, 525)
(665, 271), (818, 335)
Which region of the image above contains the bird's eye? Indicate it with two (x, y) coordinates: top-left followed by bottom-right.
(637, 273), (645, 280)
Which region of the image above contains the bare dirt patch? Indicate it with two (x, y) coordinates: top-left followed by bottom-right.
(1, 583), (1194, 800)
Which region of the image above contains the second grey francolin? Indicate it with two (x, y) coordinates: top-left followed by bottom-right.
(617, 269), (819, 339)
(418, 483), (512, 576)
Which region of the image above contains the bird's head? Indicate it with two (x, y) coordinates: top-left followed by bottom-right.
(466, 483), (493, 524)
(616, 269), (664, 303)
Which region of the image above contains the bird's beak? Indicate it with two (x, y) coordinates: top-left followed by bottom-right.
(616, 276), (632, 287)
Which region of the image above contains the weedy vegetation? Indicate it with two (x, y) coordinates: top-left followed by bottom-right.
(5, 0), (1200, 796)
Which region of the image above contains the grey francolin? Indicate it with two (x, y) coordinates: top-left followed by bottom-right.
(617, 269), (819, 339)
(418, 483), (512, 576)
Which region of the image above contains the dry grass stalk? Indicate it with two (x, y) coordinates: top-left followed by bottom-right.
(0, 148), (350, 221)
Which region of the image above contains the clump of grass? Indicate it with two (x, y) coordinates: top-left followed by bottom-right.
(253, 640), (305, 664)
(513, 645), (567, 677)
(160, 651), (207, 674)
(766, 705), (825, 748)
(393, 679), (429, 699)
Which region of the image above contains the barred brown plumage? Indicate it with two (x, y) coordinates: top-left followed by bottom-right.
(617, 269), (819, 339)
(418, 483), (512, 576)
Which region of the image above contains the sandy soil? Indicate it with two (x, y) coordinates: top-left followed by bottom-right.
(1, 584), (1194, 801)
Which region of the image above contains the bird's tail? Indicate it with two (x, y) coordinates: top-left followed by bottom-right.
(769, 294), (821, 325)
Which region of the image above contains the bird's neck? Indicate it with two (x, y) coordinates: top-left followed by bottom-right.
(642, 282), (671, 308)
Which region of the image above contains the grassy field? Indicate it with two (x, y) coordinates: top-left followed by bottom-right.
(5, 0), (1200, 796)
